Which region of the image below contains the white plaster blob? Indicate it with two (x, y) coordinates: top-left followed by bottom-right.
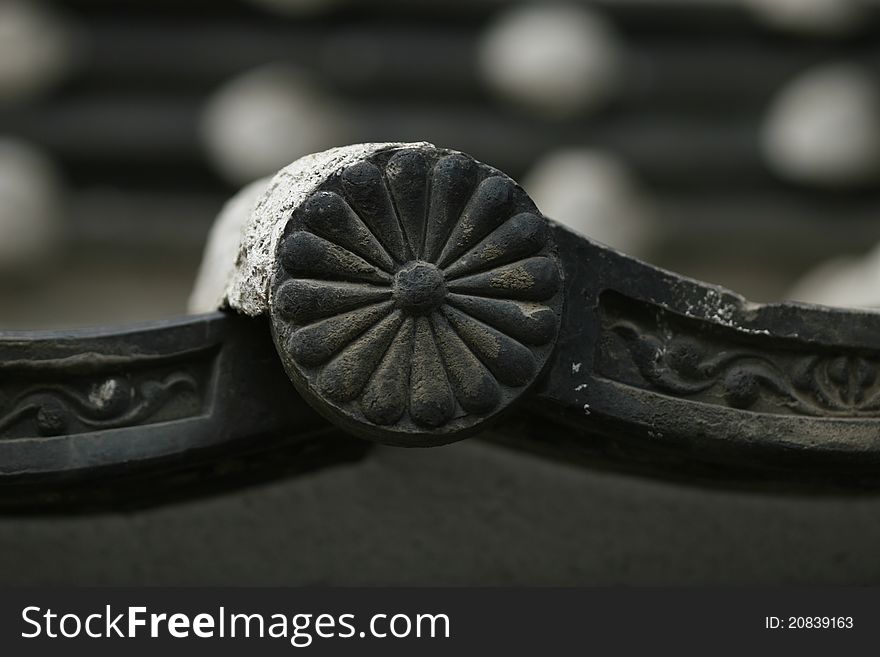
(189, 142), (431, 316)
(188, 176), (271, 314)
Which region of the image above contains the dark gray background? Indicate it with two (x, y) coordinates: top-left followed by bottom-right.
(1, 434), (878, 585)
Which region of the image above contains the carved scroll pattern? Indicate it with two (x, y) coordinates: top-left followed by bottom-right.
(0, 348), (217, 438)
(596, 293), (880, 417)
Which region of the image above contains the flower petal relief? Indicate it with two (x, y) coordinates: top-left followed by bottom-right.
(270, 145), (563, 444)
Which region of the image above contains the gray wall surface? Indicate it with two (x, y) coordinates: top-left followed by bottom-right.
(1, 439), (878, 586)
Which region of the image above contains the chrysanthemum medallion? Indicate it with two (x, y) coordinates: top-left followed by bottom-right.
(269, 145), (563, 445)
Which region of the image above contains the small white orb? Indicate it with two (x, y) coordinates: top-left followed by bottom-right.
(0, 138), (65, 273)
(744, 0), (864, 36)
(0, 1), (81, 104)
(200, 65), (345, 185)
(522, 148), (652, 256)
(787, 243), (880, 308)
(478, 5), (623, 118)
(762, 63), (880, 187)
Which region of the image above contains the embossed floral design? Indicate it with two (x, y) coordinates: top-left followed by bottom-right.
(0, 372), (202, 438)
(270, 146), (563, 441)
(610, 320), (880, 417)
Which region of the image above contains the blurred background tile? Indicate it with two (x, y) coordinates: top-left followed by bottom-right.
(4, 0), (880, 327)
